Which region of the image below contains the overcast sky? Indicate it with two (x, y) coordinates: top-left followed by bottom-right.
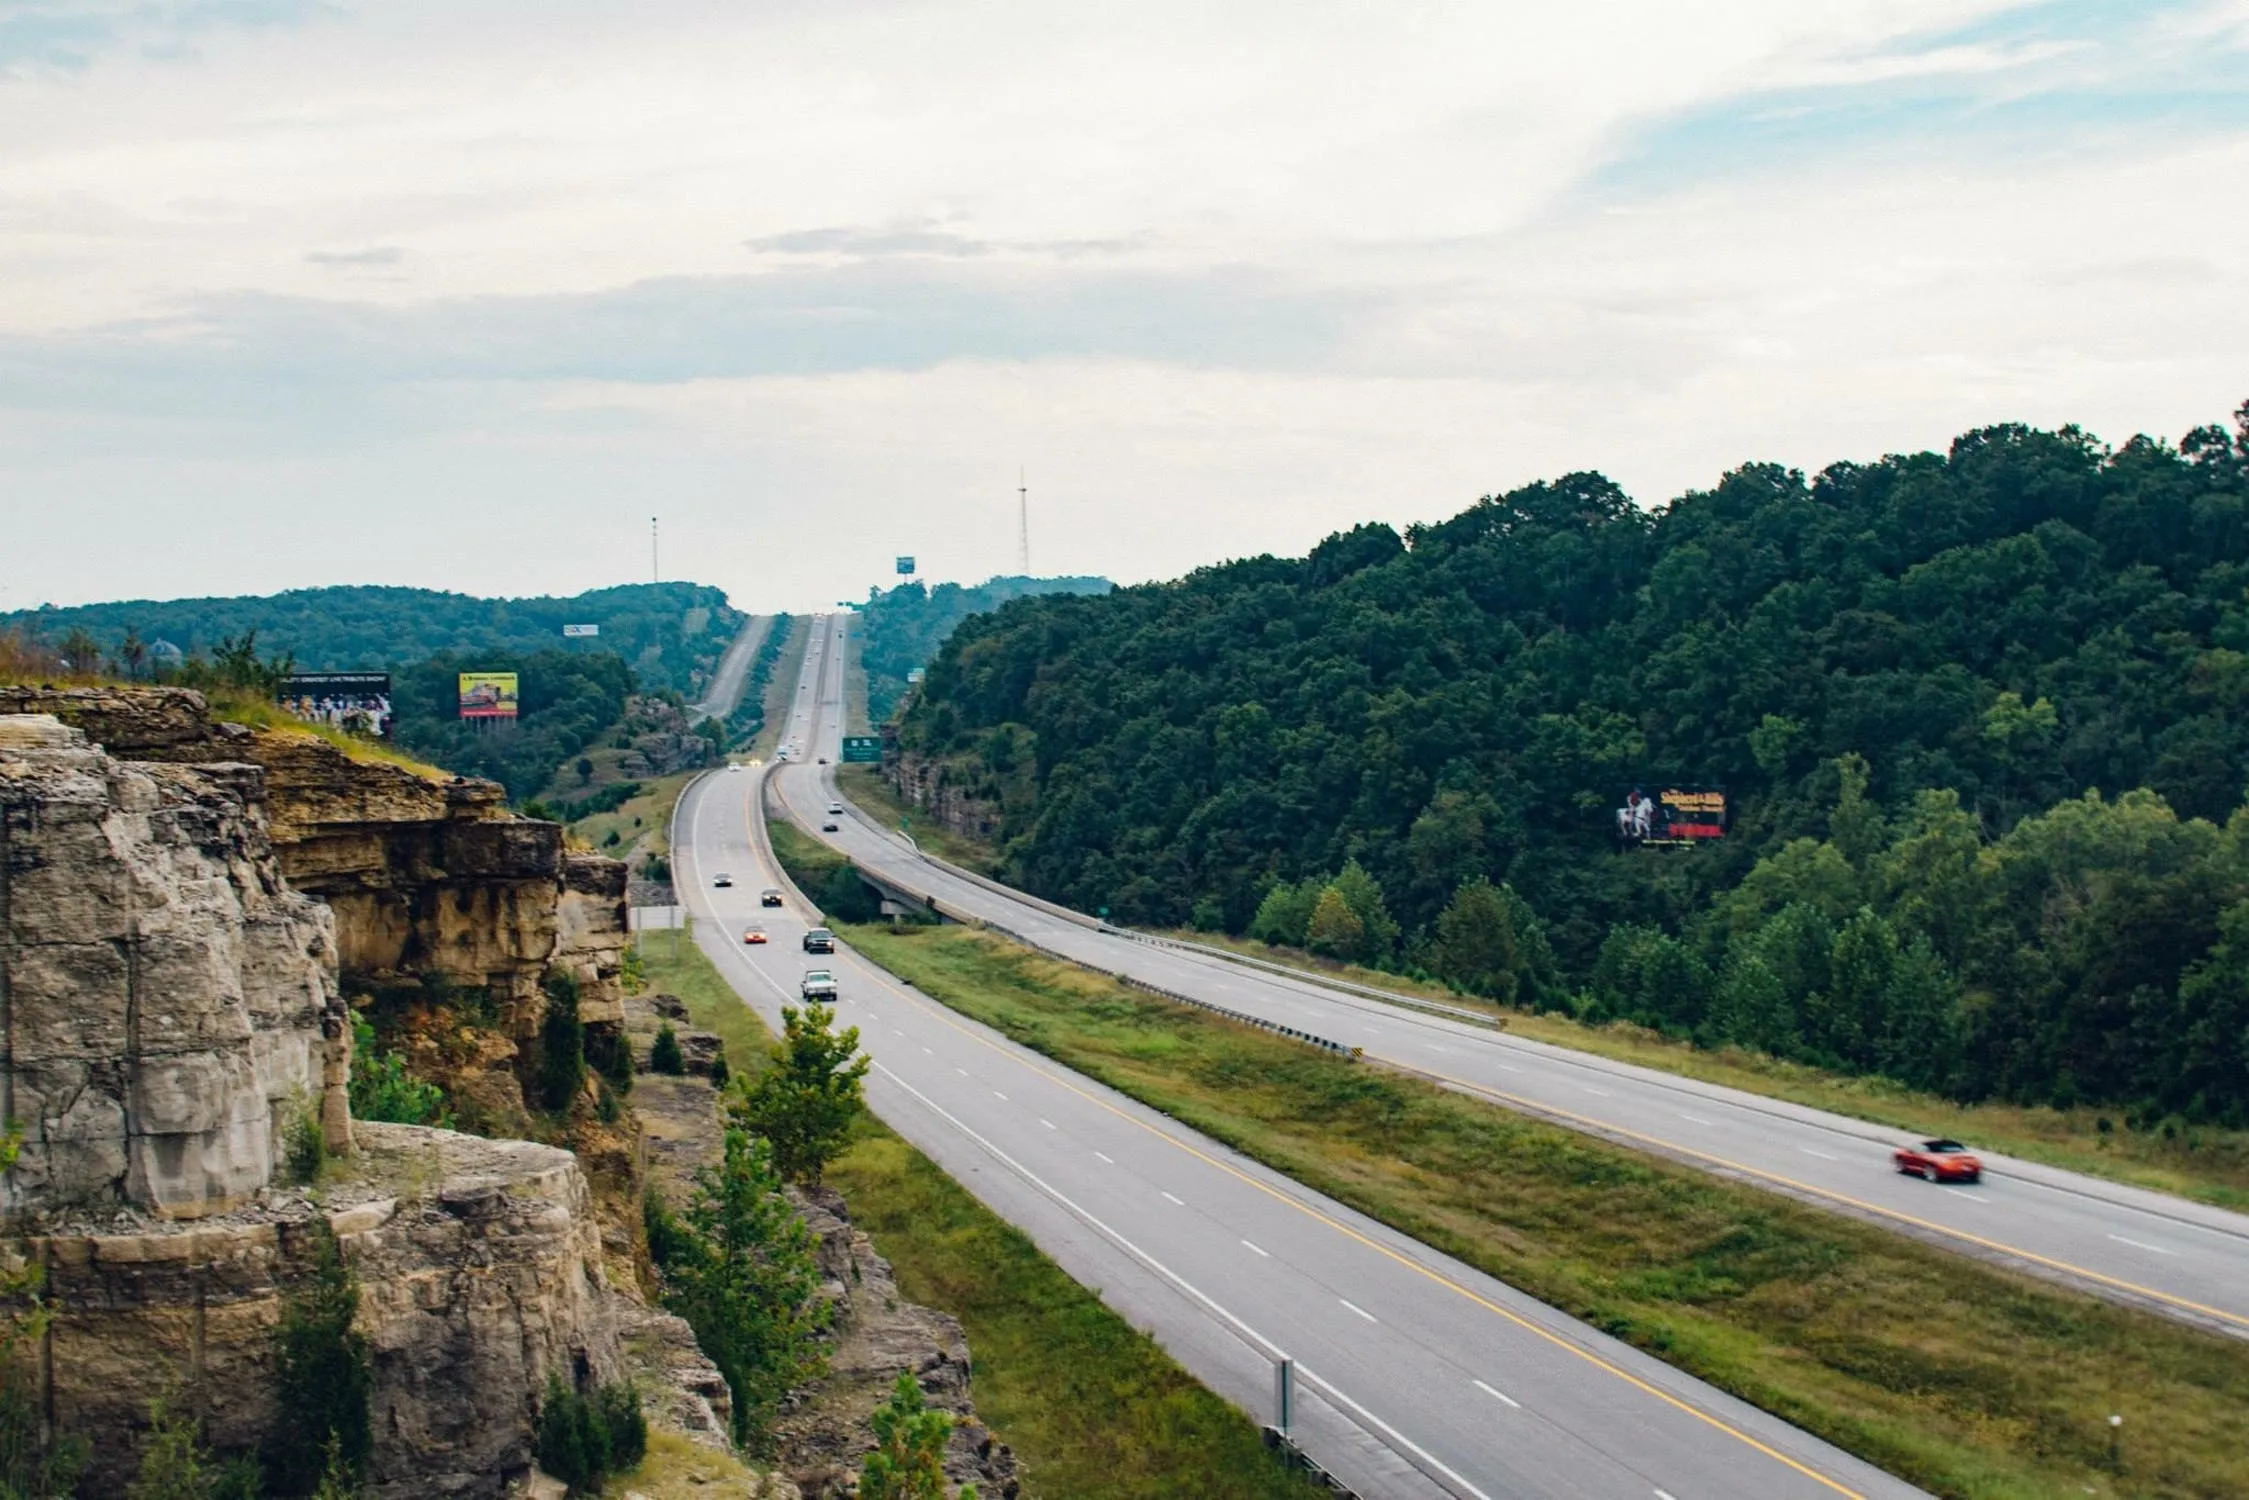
(4, 1), (2246, 613)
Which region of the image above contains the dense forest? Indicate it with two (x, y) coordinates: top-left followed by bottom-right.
(6, 581), (742, 698)
(859, 575), (1110, 722)
(897, 407), (2249, 1123)
(389, 649), (637, 798)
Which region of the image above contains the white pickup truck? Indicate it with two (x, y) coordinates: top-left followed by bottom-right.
(799, 969), (838, 1002)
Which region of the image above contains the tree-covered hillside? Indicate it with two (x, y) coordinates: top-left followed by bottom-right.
(860, 575), (1111, 722)
(6, 582), (742, 698)
(898, 408), (2249, 1122)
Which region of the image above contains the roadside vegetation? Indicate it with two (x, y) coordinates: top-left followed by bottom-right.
(1157, 926), (2249, 1209)
(893, 409), (2249, 1144)
(841, 921), (2249, 1500)
(741, 617), (810, 760)
(635, 935), (1325, 1499)
(833, 766), (999, 874)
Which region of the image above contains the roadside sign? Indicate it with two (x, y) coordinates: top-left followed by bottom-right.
(841, 735), (881, 764)
(562, 623), (599, 637)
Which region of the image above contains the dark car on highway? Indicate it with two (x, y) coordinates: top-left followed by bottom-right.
(760, 888), (784, 907)
(1894, 1138), (1982, 1183)
(802, 927), (835, 953)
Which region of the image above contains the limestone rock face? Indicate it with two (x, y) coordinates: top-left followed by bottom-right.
(886, 752), (1002, 844)
(0, 688), (630, 1040)
(0, 717), (336, 1220)
(31, 1123), (723, 1499)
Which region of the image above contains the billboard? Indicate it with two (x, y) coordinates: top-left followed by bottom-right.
(840, 735), (881, 764)
(1615, 785), (1727, 847)
(458, 672), (520, 721)
(561, 623), (599, 638)
(280, 673), (393, 739)
(895, 555), (916, 575)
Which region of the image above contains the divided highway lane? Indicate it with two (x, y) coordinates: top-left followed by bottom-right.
(780, 616), (2249, 1341)
(676, 756), (1925, 1500)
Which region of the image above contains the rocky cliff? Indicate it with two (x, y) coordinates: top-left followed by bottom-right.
(0, 709), (724, 1496)
(886, 750), (1004, 845)
(0, 714), (338, 1221)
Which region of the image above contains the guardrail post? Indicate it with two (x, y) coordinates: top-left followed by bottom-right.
(1274, 1355), (1294, 1437)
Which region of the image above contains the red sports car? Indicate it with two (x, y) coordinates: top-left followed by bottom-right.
(1894, 1138), (1981, 1183)
(742, 926), (769, 945)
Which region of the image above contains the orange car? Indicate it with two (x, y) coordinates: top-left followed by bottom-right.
(742, 926), (769, 945)
(1894, 1138), (1981, 1183)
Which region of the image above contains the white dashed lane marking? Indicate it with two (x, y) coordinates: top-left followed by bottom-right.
(1472, 1379), (1519, 1409)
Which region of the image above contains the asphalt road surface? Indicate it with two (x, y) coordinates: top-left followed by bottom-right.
(775, 614), (2249, 1345)
(679, 615), (1930, 1500)
(690, 613), (772, 722)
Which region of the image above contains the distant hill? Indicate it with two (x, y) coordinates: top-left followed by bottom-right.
(859, 575), (1111, 722)
(5, 582), (743, 699)
(896, 408), (2249, 1125)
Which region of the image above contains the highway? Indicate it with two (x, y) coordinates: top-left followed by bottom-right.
(690, 613), (772, 722)
(775, 614), (2249, 1344)
(675, 617), (1929, 1500)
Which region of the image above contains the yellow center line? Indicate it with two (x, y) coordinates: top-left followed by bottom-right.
(733, 777), (1867, 1500)
(1396, 1061), (2249, 1335)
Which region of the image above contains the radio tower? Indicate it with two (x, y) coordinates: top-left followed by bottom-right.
(1017, 470), (1030, 576)
(651, 516), (659, 583)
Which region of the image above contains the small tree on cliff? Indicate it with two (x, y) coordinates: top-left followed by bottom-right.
(660, 1127), (826, 1446)
(264, 1224), (371, 1495)
(732, 1002), (868, 1187)
(859, 1370), (972, 1500)
(537, 971), (587, 1112)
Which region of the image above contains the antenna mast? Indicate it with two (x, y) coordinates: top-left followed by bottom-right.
(1017, 470), (1030, 576)
(651, 516), (659, 583)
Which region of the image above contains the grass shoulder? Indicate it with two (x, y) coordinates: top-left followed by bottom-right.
(840, 922), (2249, 1500)
(638, 930), (1323, 1500)
(1156, 929), (2249, 1211)
(565, 770), (697, 859)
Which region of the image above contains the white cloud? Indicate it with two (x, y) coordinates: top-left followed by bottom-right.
(1, 0), (2244, 613)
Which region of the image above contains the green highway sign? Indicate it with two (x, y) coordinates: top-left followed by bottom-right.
(841, 735), (881, 764)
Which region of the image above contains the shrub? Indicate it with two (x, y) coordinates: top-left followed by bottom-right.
(707, 1051), (730, 1091)
(284, 1096), (326, 1186)
(264, 1224), (371, 1494)
(859, 1370), (968, 1500)
(537, 1374), (648, 1495)
(347, 1013), (449, 1126)
(649, 1024), (685, 1076)
(537, 972), (586, 1112)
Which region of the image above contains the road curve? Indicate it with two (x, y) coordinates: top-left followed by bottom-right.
(778, 614), (2249, 1343)
(687, 613), (1933, 1499)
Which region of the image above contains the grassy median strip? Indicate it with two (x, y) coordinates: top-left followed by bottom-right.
(841, 922), (2249, 1500)
(637, 935), (1322, 1500)
(1157, 929), (2249, 1212)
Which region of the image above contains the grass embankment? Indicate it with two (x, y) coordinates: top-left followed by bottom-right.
(566, 770), (696, 860)
(1156, 930), (2249, 1211)
(635, 933), (1322, 1499)
(750, 617), (812, 759)
(833, 764), (1002, 874)
(839, 922), (2249, 1500)
(842, 617), (870, 736)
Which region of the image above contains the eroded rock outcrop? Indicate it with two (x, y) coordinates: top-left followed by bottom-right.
(0, 715), (336, 1221)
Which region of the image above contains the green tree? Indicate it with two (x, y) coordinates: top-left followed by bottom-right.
(347, 1013), (449, 1126)
(660, 1128), (827, 1446)
(1330, 860), (1400, 961)
(859, 1370), (972, 1500)
(649, 1024), (686, 1076)
(126, 1393), (221, 1500)
(733, 1003), (869, 1186)
(537, 971), (587, 1112)
(1431, 879), (1522, 1002)
(1304, 887), (1365, 960)
(1247, 880), (1316, 947)
(264, 1225), (371, 1496)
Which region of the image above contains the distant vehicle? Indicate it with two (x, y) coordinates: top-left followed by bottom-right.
(802, 927), (835, 953)
(1894, 1138), (1981, 1183)
(827, 802), (844, 815)
(800, 968), (837, 1001)
(727, 763), (744, 774)
(817, 757), (828, 765)
(760, 888), (784, 907)
(712, 873), (732, 888)
(743, 926), (768, 945)
(821, 821), (840, 832)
